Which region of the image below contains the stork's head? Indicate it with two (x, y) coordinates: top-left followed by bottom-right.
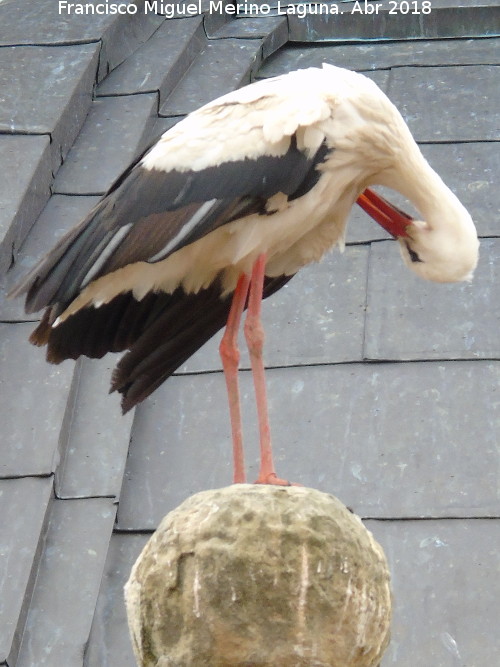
(357, 188), (479, 283)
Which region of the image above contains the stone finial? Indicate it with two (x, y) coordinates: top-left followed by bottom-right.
(125, 485), (391, 666)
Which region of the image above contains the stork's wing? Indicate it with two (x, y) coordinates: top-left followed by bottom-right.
(12, 76), (332, 317)
(9, 76), (333, 411)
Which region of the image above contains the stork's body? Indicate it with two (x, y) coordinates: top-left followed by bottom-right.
(11, 64), (479, 484)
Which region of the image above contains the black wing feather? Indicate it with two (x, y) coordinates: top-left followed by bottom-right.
(113, 274), (294, 412)
(12, 136), (328, 316)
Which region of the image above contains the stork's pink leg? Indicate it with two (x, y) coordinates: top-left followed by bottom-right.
(244, 254), (290, 485)
(219, 273), (251, 483)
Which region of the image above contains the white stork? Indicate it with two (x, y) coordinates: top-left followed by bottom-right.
(11, 64), (479, 485)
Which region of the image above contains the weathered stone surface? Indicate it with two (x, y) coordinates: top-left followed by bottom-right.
(125, 485), (391, 667)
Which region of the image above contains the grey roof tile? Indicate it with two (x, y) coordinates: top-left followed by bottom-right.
(180, 245), (369, 373)
(116, 360), (500, 529)
(259, 37), (500, 77)
(96, 17), (205, 100)
(0, 44), (99, 170)
(85, 533), (149, 667)
(0, 322), (74, 478)
(211, 16), (288, 58)
(288, 0), (500, 42)
(53, 94), (158, 195)
(148, 115), (183, 143)
(55, 356), (134, 499)
(0, 0), (164, 79)
(258, 62), (390, 91)
(365, 238), (500, 361)
(369, 518), (500, 665)
(159, 39), (264, 116)
(198, 0), (233, 34)
(0, 135), (52, 275)
(2, 8), (499, 666)
(388, 65), (500, 142)
(1, 195), (101, 322)
(15, 498), (117, 667)
(418, 143), (500, 238)
(0, 477), (52, 665)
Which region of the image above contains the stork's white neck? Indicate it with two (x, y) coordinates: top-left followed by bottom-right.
(373, 139), (478, 283)
(375, 143), (468, 232)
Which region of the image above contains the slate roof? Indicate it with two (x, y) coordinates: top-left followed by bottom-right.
(0, 1), (499, 665)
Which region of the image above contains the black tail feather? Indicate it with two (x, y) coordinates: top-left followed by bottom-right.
(40, 274), (294, 412)
(114, 274), (293, 412)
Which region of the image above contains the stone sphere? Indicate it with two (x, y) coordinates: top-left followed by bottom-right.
(125, 485), (391, 667)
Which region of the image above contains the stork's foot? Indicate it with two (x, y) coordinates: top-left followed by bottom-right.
(253, 472), (301, 486)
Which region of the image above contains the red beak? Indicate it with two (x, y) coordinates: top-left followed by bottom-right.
(356, 188), (412, 238)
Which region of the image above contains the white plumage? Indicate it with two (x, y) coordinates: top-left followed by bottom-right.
(41, 65), (478, 330)
(11, 64), (479, 465)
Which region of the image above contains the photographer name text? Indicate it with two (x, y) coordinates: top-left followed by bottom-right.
(58, 1), (433, 19)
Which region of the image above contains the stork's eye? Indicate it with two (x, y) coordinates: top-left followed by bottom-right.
(405, 242), (423, 263)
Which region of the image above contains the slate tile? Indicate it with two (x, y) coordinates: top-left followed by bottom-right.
(55, 356), (134, 499)
(365, 238), (500, 361)
(418, 143), (500, 238)
(97, 17), (205, 101)
(16, 498), (117, 667)
(0, 0), (164, 80)
(0, 44), (99, 169)
(0, 322), (74, 478)
(346, 200), (400, 245)
(159, 39), (264, 116)
(388, 65), (500, 142)
(116, 360), (500, 529)
(198, 0), (233, 34)
(0, 135), (52, 276)
(85, 533), (149, 667)
(0, 477), (52, 665)
(180, 245), (369, 374)
(1, 195), (100, 322)
(288, 1), (499, 42)
(148, 115), (183, 144)
(259, 37), (500, 78)
(212, 16), (288, 58)
(54, 94), (157, 195)
(96, 5), (165, 81)
(368, 519), (500, 666)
